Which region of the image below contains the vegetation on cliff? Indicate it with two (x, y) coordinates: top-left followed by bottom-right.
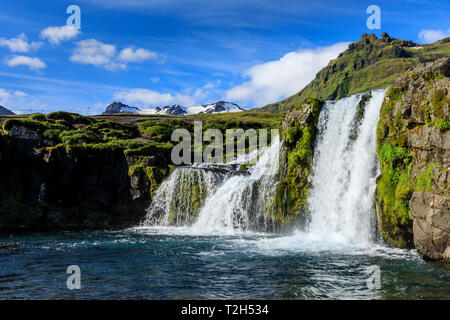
(272, 98), (323, 225)
(261, 33), (450, 112)
(0, 110), (283, 232)
(375, 58), (449, 250)
(1, 111), (283, 159)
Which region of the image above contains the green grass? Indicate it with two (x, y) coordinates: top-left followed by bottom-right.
(415, 163), (438, 192)
(1, 110), (284, 161)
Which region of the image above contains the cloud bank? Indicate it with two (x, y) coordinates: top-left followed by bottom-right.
(0, 88), (47, 113)
(225, 42), (350, 107)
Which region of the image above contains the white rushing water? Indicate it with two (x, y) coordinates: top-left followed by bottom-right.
(306, 89), (385, 246)
(142, 135), (281, 234)
(143, 167), (223, 226)
(142, 90), (386, 246)
(191, 136), (281, 234)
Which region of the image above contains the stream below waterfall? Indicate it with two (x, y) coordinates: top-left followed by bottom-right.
(0, 229), (449, 299)
(1, 90), (448, 299)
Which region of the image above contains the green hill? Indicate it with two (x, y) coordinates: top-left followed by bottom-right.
(260, 32), (450, 113)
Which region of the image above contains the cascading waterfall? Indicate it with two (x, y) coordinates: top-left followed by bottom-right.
(191, 136), (281, 233)
(143, 90), (385, 242)
(142, 136), (281, 232)
(143, 166), (225, 226)
(306, 89), (386, 245)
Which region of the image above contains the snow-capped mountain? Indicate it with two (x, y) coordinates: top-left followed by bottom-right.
(102, 102), (140, 115)
(0, 105), (15, 115)
(152, 104), (187, 115)
(147, 101), (245, 115)
(187, 101), (246, 114)
(103, 101), (245, 115)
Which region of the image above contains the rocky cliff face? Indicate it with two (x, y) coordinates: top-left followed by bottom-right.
(0, 123), (169, 233)
(375, 57), (449, 261)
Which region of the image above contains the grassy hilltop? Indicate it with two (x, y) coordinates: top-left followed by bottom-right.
(260, 32), (450, 112)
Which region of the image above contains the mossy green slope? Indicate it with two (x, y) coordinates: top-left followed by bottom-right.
(260, 33), (450, 113)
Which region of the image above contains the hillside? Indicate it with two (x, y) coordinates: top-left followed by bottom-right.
(260, 32), (450, 112)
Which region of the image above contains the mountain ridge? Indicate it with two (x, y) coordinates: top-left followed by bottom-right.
(102, 100), (246, 115)
(259, 32), (450, 112)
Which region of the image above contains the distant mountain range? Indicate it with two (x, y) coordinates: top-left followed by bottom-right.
(0, 105), (14, 115)
(102, 101), (246, 115)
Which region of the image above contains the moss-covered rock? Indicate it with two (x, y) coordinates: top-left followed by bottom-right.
(375, 57), (449, 260)
(272, 99), (323, 225)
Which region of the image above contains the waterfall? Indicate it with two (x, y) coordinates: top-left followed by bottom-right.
(191, 136), (281, 233)
(306, 89), (386, 245)
(143, 167), (226, 226)
(142, 136), (281, 232)
(142, 89), (385, 242)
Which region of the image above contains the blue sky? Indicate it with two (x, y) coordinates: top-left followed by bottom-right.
(0, 0), (448, 114)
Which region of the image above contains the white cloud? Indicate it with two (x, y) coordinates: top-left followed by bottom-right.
(418, 29), (450, 44)
(70, 39), (156, 71)
(4, 55), (46, 71)
(70, 39), (125, 71)
(225, 42), (350, 107)
(0, 33), (42, 52)
(40, 25), (80, 45)
(118, 47), (157, 62)
(113, 88), (197, 107)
